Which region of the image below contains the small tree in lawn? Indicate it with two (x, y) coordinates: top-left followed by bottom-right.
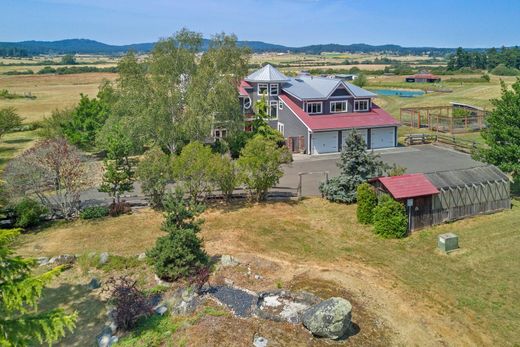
(211, 154), (240, 201)
(137, 146), (171, 208)
(475, 79), (520, 184)
(172, 141), (215, 201)
(0, 107), (23, 140)
(237, 135), (288, 201)
(372, 195), (408, 238)
(3, 138), (89, 218)
(0, 228), (77, 346)
(99, 126), (135, 208)
(147, 188), (209, 281)
(356, 182), (377, 224)
(320, 130), (387, 203)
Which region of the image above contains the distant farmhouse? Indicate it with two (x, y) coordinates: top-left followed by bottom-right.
(405, 72), (441, 83)
(237, 64), (398, 154)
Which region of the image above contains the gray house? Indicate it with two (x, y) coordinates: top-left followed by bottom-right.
(238, 64), (399, 154)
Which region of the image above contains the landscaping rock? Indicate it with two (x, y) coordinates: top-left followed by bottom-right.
(49, 254), (76, 265)
(224, 278), (234, 286)
(96, 326), (114, 347)
(302, 297), (352, 340)
(105, 320), (117, 334)
(253, 335), (269, 347)
(254, 274), (263, 280)
(164, 287), (199, 315)
(36, 257), (50, 266)
(207, 285), (258, 318)
(137, 253), (146, 261)
(99, 252), (109, 265)
(155, 305), (168, 315)
(154, 274), (167, 286)
(88, 278), (101, 290)
(221, 254), (240, 267)
(255, 290), (321, 324)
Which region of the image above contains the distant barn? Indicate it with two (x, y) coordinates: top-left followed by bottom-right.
(405, 72), (441, 83)
(371, 165), (511, 231)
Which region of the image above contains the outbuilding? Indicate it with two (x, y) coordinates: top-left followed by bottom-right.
(405, 73), (441, 83)
(371, 165), (511, 231)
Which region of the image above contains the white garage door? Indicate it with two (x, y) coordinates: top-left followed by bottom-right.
(312, 131), (338, 154)
(370, 127), (395, 149)
(342, 129), (368, 146)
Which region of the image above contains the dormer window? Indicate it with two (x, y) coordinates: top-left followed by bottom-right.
(258, 83), (268, 96)
(330, 101), (347, 113)
(306, 102), (323, 114)
(354, 99), (370, 112)
(270, 83), (279, 96)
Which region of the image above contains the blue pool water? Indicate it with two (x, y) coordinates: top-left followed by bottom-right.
(370, 89), (425, 97)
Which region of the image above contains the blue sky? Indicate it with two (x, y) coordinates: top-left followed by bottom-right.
(2, 0), (519, 47)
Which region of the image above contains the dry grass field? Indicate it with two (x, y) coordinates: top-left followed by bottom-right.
(0, 72), (117, 123)
(15, 198), (520, 346)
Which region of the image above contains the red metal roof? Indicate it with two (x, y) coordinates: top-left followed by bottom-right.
(279, 94), (400, 131)
(376, 174), (439, 200)
(238, 80), (253, 96)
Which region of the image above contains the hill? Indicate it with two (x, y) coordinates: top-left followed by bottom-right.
(0, 38), (485, 57)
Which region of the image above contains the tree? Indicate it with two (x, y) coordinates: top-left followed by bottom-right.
(320, 131), (387, 203)
(252, 97), (287, 148)
(37, 108), (71, 139)
(237, 135), (288, 201)
(147, 189), (209, 281)
(60, 54), (76, 65)
(0, 107), (23, 140)
(0, 228), (77, 345)
(137, 147), (171, 208)
(4, 138), (89, 218)
(211, 154), (240, 201)
(99, 125), (135, 206)
(353, 73), (368, 87)
(172, 141), (215, 201)
(356, 183), (377, 224)
(476, 79), (520, 179)
(372, 195), (408, 238)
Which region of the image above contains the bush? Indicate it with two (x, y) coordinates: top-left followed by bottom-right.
(491, 64), (520, 76)
(137, 147), (171, 208)
(79, 206), (109, 220)
(98, 255), (141, 272)
(372, 195), (408, 238)
(211, 155), (240, 201)
(13, 198), (48, 228)
(356, 183), (377, 224)
(109, 201), (131, 217)
(147, 228), (209, 281)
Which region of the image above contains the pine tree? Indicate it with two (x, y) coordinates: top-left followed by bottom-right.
(0, 229), (77, 346)
(320, 130), (387, 203)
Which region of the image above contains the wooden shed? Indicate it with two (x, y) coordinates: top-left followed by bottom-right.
(371, 165), (511, 231)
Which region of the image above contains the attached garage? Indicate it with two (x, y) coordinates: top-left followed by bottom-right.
(370, 127), (395, 149)
(312, 131), (338, 154)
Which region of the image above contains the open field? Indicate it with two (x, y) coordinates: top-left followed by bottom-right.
(15, 198), (520, 346)
(0, 72), (117, 123)
(0, 130), (39, 170)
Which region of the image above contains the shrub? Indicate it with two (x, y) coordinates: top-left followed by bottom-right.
(108, 201), (131, 217)
(372, 195), (408, 238)
(491, 64), (519, 76)
(146, 228), (209, 281)
(103, 276), (153, 331)
(79, 206), (109, 220)
(211, 155), (240, 201)
(137, 147), (171, 208)
(356, 183), (377, 224)
(98, 255), (141, 272)
(13, 197), (48, 228)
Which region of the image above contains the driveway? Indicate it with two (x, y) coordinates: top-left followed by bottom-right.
(278, 145), (485, 196)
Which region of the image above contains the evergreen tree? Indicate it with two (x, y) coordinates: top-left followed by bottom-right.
(320, 131), (387, 203)
(476, 79), (520, 178)
(0, 229), (77, 346)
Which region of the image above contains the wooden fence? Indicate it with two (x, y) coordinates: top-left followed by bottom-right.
(405, 133), (481, 153)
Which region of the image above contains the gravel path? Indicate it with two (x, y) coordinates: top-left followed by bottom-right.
(207, 286), (258, 317)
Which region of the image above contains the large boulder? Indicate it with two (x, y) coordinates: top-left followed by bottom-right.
(302, 297), (352, 340)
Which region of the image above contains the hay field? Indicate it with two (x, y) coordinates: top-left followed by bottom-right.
(0, 72), (117, 123)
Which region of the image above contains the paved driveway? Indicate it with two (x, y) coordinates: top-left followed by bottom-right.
(277, 145), (485, 196)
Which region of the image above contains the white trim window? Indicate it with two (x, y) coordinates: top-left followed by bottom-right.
(214, 128), (227, 139)
(277, 122), (285, 135)
(270, 100), (278, 119)
(258, 83), (268, 96)
(270, 83), (279, 96)
(306, 102), (323, 114)
(279, 100), (284, 110)
(243, 97), (251, 109)
(354, 99), (370, 112)
(330, 101), (347, 113)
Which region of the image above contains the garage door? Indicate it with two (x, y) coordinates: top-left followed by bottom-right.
(370, 127), (395, 149)
(312, 131), (338, 154)
(342, 129), (368, 147)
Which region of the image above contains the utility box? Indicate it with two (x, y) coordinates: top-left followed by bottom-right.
(438, 233), (459, 253)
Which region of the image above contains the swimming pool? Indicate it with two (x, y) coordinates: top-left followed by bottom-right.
(370, 89), (425, 97)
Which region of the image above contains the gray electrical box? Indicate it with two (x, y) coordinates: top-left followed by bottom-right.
(438, 233), (459, 253)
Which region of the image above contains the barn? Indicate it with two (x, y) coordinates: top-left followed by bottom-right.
(371, 165), (511, 231)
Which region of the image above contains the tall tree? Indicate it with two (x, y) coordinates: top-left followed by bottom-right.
(0, 228), (77, 346)
(476, 79), (520, 177)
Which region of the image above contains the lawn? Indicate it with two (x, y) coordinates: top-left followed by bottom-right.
(0, 129), (39, 170)
(15, 197), (520, 345)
